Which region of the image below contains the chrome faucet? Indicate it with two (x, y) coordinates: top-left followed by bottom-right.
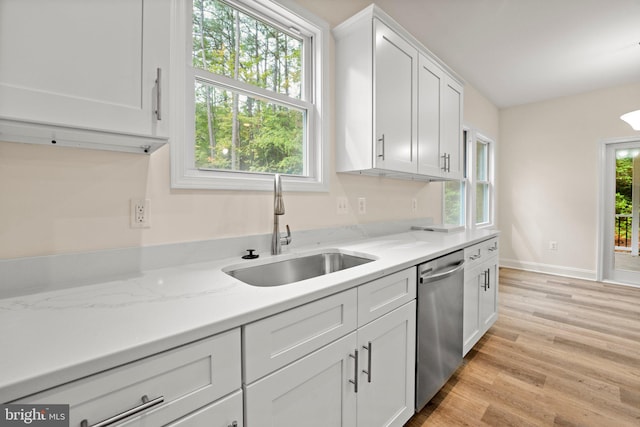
(271, 174), (291, 255)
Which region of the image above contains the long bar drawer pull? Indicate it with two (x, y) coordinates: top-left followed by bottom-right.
(80, 395), (164, 427)
(362, 342), (372, 383)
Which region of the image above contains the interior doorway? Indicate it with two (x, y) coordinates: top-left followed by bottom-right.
(599, 138), (640, 286)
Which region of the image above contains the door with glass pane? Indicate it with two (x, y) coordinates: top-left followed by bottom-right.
(601, 139), (640, 285)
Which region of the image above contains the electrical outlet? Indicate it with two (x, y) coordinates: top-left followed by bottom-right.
(337, 197), (348, 215)
(358, 197), (366, 215)
(549, 241), (558, 251)
(131, 198), (150, 228)
(412, 198), (418, 213)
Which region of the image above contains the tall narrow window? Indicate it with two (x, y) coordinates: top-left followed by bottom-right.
(443, 129), (495, 228)
(172, 0), (328, 190)
(476, 139), (491, 225)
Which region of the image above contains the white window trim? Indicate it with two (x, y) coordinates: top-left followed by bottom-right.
(169, 0), (330, 192)
(467, 128), (495, 229)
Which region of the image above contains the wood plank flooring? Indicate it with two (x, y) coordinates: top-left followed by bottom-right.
(406, 267), (640, 427)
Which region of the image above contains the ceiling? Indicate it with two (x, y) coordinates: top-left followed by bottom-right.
(301, 0), (640, 108)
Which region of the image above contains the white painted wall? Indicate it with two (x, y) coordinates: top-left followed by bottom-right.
(0, 1), (499, 260)
(498, 81), (640, 278)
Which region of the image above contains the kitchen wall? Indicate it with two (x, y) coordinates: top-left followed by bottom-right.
(0, 1), (499, 261)
(499, 81), (640, 279)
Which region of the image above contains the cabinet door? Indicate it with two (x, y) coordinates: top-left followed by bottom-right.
(441, 77), (463, 179)
(0, 0), (169, 140)
(463, 266), (482, 356)
(245, 332), (357, 427)
(417, 54), (443, 177)
(479, 261), (499, 332)
(373, 19), (418, 173)
(357, 301), (416, 427)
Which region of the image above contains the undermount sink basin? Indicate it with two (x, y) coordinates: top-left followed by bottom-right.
(225, 251), (375, 287)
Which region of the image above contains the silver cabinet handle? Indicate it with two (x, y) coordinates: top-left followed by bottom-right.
(469, 253), (481, 260)
(349, 350), (359, 393)
(155, 68), (162, 121)
(447, 153), (451, 172)
(481, 268), (491, 291)
(441, 153), (448, 171)
(362, 342), (372, 383)
(377, 134), (385, 159)
(80, 395), (164, 427)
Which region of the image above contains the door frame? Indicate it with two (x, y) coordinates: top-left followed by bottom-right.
(598, 136), (640, 285)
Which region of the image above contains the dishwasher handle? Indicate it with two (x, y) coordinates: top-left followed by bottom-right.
(419, 260), (465, 284)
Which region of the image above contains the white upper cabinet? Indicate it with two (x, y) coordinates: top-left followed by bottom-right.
(335, 5), (464, 181)
(418, 54), (464, 180)
(0, 0), (170, 154)
(417, 54), (443, 177)
(441, 77), (464, 179)
(373, 20), (418, 174)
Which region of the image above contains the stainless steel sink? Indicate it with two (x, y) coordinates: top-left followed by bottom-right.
(225, 251), (375, 287)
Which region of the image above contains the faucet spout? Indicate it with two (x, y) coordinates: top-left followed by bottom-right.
(274, 173), (285, 215)
(271, 174), (291, 255)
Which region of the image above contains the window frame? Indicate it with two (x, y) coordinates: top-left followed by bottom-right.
(474, 137), (491, 226)
(170, 0), (329, 191)
(442, 127), (495, 229)
(468, 129), (495, 228)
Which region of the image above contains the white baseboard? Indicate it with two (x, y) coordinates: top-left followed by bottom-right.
(499, 258), (597, 281)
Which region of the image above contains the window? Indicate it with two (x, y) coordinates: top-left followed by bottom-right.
(444, 180), (466, 225)
(171, 0), (329, 191)
(442, 128), (495, 228)
(475, 138), (491, 225)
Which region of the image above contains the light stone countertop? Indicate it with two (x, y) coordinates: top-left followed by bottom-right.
(0, 228), (498, 402)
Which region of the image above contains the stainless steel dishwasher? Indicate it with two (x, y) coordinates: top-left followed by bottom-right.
(415, 249), (465, 411)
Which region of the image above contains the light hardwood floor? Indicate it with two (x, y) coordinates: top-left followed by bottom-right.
(406, 267), (640, 427)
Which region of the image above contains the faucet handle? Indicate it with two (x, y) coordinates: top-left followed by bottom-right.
(281, 224), (292, 246)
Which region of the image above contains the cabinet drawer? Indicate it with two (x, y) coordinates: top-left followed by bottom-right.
(18, 329), (241, 427)
(357, 267), (416, 327)
(464, 237), (499, 269)
(244, 289), (357, 383)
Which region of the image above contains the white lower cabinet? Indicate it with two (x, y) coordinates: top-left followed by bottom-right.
(463, 238), (499, 355)
(356, 301), (416, 427)
(479, 261), (499, 333)
(245, 332), (358, 427)
(243, 268), (417, 427)
(16, 329), (243, 427)
(463, 264), (482, 353)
